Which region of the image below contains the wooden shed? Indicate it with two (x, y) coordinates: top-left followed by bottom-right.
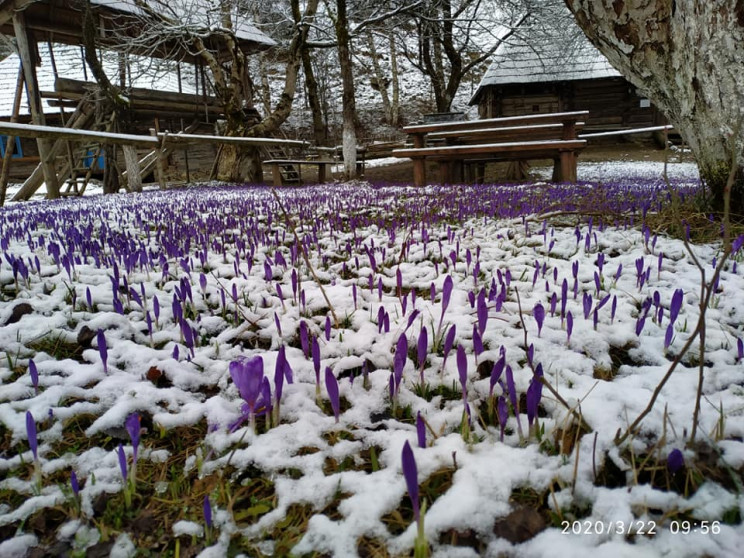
(469, 23), (665, 132)
(0, 0), (274, 198)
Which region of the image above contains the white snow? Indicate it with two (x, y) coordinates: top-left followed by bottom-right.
(0, 157), (742, 557)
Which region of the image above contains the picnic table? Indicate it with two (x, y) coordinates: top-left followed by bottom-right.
(393, 111), (588, 186)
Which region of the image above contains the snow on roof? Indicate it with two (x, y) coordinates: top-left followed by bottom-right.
(470, 20), (621, 104)
(89, 0), (275, 48)
(0, 43), (197, 118)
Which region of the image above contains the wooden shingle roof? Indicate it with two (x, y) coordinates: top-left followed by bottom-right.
(469, 21), (620, 105)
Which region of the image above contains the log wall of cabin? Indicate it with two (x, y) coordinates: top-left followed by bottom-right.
(479, 77), (663, 131)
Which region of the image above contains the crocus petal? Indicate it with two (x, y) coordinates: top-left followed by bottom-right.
(117, 444), (127, 482)
(416, 411), (426, 449)
(667, 448), (684, 473)
(26, 411), (37, 461)
(325, 367), (340, 422)
(230, 356), (264, 412)
(203, 494), (212, 528)
(401, 440), (420, 522)
(125, 413), (141, 463)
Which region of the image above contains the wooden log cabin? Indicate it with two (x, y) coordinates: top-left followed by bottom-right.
(0, 0), (275, 193)
(469, 22), (666, 135)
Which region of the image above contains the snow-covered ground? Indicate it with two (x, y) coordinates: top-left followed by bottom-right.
(1, 160), (743, 558)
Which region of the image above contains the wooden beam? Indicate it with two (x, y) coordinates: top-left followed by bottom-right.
(0, 0), (36, 28)
(11, 102), (95, 201)
(13, 10), (60, 198)
(0, 64), (24, 206)
(0, 121), (307, 150)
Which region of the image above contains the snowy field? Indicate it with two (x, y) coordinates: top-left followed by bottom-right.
(1, 162), (743, 558)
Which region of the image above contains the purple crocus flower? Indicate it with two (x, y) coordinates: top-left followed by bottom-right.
(456, 345), (467, 392)
(440, 275), (454, 322)
(404, 309), (420, 333)
(416, 411), (426, 449)
(526, 364), (544, 429)
(325, 316), (331, 341)
(669, 289), (683, 324)
(477, 290), (488, 336)
(312, 337), (321, 387)
(203, 494), (212, 529)
(489, 352), (505, 397)
(497, 396), (508, 442)
(401, 440), (420, 522)
(533, 302), (545, 337)
(583, 292), (592, 320)
(229, 356), (266, 431)
(86, 287), (93, 309)
(560, 279), (568, 319)
(664, 324), (675, 350)
(393, 334), (408, 394)
(442, 325), (456, 369)
(667, 448), (684, 473)
(417, 327), (428, 382)
(738, 338), (743, 362)
(26, 411), (38, 461)
(325, 367), (340, 422)
(566, 311), (573, 344)
(611, 295), (617, 323)
(97, 329), (108, 374)
(468, 327), (481, 359)
(299, 321), (309, 358)
(70, 470), (79, 497)
(199, 273), (207, 294)
(125, 413), (141, 464)
(29, 359), (38, 393)
(117, 443), (127, 482)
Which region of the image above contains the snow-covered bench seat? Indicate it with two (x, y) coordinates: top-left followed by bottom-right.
(393, 111), (588, 185)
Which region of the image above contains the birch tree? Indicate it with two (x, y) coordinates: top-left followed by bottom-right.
(563, 0), (744, 213)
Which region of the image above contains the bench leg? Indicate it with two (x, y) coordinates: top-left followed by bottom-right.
(555, 150), (577, 182)
(271, 164), (283, 187)
(318, 163), (328, 183)
(413, 158), (426, 187)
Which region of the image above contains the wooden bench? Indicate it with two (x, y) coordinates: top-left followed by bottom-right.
(393, 111), (588, 186)
(263, 159), (336, 186)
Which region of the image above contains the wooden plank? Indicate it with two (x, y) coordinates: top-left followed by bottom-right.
(0, 64), (24, 206)
(11, 102), (95, 201)
(0, 120), (160, 147)
(0, 121), (306, 150)
(402, 111), (589, 135)
(13, 11), (60, 198)
(393, 139), (586, 159)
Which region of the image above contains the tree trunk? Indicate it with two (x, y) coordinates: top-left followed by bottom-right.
(366, 30), (392, 124)
(388, 30), (400, 126)
(212, 0), (318, 183)
(302, 46), (327, 145)
(336, 0), (358, 179)
(564, 0), (744, 213)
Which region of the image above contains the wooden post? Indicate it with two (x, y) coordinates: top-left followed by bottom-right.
(150, 129), (166, 189)
(0, 65), (24, 206)
(11, 102), (94, 201)
(12, 12), (60, 198)
(122, 145), (142, 192)
(411, 132), (426, 186)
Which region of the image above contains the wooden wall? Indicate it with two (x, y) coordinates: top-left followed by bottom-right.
(479, 77), (663, 131)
